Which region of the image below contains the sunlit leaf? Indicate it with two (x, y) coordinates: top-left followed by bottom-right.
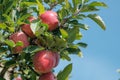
(36, 0), (45, 14)
(60, 29), (68, 39)
(57, 63), (72, 80)
(5, 40), (15, 48)
(89, 1), (107, 7)
(0, 23), (7, 29)
(88, 14), (106, 30)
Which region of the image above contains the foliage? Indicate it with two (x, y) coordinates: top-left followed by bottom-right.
(0, 0), (107, 80)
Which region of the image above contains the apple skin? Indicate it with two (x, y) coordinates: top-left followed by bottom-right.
(21, 16), (36, 38)
(39, 72), (56, 80)
(33, 50), (59, 73)
(39, 11), (59, 31)
(9, 32), (29, 53)
(14, 77), (22, 80)
(53, 53), (60, 67)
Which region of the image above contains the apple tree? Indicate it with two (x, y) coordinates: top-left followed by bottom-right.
(0, 0), (107, 80)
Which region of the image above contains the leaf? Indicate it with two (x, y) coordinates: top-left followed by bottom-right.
(0, 23), (7, 29)
(89, 1), (107, 7)
(72, 0), (82, 8)
(57, 63), (72, 80)
(61, 51), (71, 61)
(15, 41), (23, 47)
(75, 23), (89, 30)
(4, 0), (17, 14)
(5, 40), (15, 48)
(58, 0), (64, 4)
(67, 27), (80, 43)
(21, 2), (37, 7)
(5, 60), (16, 68)
(60, 29), (68, 39)
(65, 0), (70, 9)
(36, 0), (45, 14)
(77, 42), (87, 48)
(0, 77), (5, 80)
(23, 45), (44, 54)
(81, 4), (99, 12)
(0, 47), (7, 53)
(88, 14), (106, 30)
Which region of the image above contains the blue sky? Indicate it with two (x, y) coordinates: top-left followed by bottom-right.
(55, 0), (120, 80)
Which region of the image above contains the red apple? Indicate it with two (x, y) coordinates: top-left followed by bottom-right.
(21, 16), (36, 38)
(9, 32), (29, 53)
(39, 72), (56, 80)
(39, 11), (59, 31)
(33, 50), (57, 73)
(53, 53), (60, 67)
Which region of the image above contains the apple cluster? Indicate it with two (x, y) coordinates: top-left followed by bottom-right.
(9, 11), (59, 80)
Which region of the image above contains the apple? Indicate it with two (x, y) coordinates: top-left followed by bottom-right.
(39, 72), (56, 80)
(53, 53), (60, 67)
(9, 32), (29, 53)
(33, 50), (59, 73)
(39, 11), (59, 31)
(21, 16), (36, 38)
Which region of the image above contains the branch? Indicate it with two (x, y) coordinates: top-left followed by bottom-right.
(49, 2), (58, 10)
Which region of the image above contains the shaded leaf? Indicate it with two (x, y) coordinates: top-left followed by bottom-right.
(5, 60), (16, 68)
(23, 45), (44, 53)
(77, 42), (87, 48)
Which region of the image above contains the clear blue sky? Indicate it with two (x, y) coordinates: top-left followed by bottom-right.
(55, 0), (120, 80)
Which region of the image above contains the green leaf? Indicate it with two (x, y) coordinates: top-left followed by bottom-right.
(57, 63), (72, 80)
(72, 0), (82, 8)
(67, 27), (80, 43)
(5, 40), (15, 48)
(36, 0), (45, 14)
(54, 36), (67, 49)
(77, 42), (87, 48)
(0, 77), (5, 80)
(0, 23), (7, 29)
(5, 60), (16, 68)
(60, 29), (68, 39)
(15, 41), (23, 47)
(61, 51), (71, 61)
(58, 0), (64, 4)
(0, 47), (7, 53)
(75, 23), (89, 30)
(89, 1), (107, 7)
(21, 2), (37, 7)
(88, 14), (106, 30)
(65, 0), (70, 9)
(81, 4), (99, 12)
(23, 45), (44, 53)
(4, 0), (17, 14)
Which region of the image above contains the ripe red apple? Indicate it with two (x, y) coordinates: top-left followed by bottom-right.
(9, 32), (29, 53)
(21, 16), (36, 38)
(39, 72), (56, 80)
(39, 11), (59, 31)
(53, 53), (60, 67)
(33, 50), (59, 73)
